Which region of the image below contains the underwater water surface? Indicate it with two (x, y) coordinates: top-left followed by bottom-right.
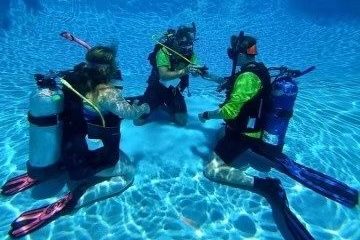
(0, 0), (359, 239)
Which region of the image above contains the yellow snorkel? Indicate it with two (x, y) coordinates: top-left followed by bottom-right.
(60, 78), (106, 127)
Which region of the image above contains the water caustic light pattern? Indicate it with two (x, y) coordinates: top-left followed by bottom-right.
(0, 0), (360, 239)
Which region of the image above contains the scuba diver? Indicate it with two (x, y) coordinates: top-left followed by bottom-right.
(198, 32), (359, 239)
(1, 46), (150, 238)
(133, 23), (206, 126)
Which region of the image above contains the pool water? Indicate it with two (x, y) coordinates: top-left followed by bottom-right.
(0, 1), (359, 239)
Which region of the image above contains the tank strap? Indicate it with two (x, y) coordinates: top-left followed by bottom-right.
(28, 112), (63, 127)
(87, 122), (120, 139)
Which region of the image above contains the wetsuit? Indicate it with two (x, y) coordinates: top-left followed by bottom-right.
(61, 65), (148, 180)
(140, 47), (196, 117)
(215, 62), (272, 164)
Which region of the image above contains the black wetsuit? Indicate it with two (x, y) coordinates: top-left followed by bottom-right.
(215, 62), (272, 164)
(136, 46), (192, 118)
(61, 67), (122, 180)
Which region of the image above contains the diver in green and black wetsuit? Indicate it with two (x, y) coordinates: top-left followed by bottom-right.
(200, 32), (359, 207)
(198, 31), (359, 240)
(199, 32), (276, 196)
(134, 23), (202, 126)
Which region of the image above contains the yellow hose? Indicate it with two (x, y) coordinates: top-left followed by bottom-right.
(60, 78), (106, 127)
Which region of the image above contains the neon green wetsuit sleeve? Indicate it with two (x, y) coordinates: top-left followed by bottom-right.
(220, 72), (262, 120)
(156, 48), (171, 68)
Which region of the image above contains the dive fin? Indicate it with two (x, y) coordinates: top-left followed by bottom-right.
(60, 31), (75, 41)
(283, 207), (315, 240)
(59, 31), (91, 50)
(8, 175), (129, 238)
(8, 156), (134, 238)
(271, 153), (359, 208)
(9, 192), (73, 238)
(254, 177), (315, 240)
(1, 173), (38, 196)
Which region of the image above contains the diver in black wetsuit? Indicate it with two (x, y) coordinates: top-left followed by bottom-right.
(61, 46), (149, 180)
(3, 46), (150, 238)
(133, 23), (203, 126)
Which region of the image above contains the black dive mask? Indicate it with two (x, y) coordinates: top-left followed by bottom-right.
(175, 22), (197, 57)
(177, 40), (194, 57)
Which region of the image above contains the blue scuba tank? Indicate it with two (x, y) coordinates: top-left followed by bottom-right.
(27, 75), (64, 180)
(262, 76), (298, 149)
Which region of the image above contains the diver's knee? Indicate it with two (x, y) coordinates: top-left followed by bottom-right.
(204, 159), (221, 181)
(203, 164), (216, 180)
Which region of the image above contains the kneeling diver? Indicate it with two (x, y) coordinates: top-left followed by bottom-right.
(199, 31), (359, 239)
(2, 46), (150, 238)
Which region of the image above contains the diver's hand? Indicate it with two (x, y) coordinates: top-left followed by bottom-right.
(132, 103), (150, 126)
(132, 99), (140, 105)
(139, 103), (150, 114)
(132, 100), (150, 115)
(178, 67), (190, 77)
(188, 66), (201, 77)
(189, 65), (208, 77)
(198, 112), (209, 123)
(180, 65), (200, 77)
(216, 76), (231, 92)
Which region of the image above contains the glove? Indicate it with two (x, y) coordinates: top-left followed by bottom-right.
(198, 111), (209, 123)
(189, 65), (208, 76)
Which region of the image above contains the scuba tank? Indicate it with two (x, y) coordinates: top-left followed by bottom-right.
(27, 73), (64, 180)
(261, 76), (297, 150)
(262, 66), (315, 150)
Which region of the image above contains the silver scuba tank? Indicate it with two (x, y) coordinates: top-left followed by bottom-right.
(27, 74), (64, 180)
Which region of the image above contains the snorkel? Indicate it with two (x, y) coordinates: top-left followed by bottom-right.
(227, 31), (258, 76)
(228, 31), (244, 76)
